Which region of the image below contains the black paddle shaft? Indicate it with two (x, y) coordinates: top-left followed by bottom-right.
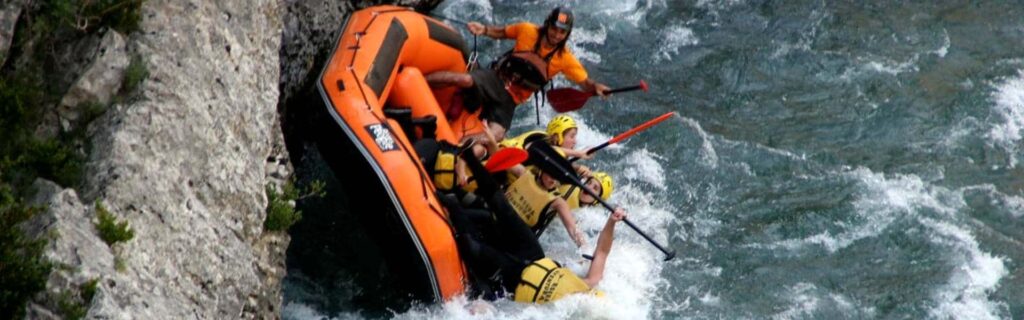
(529, 144), (676, 261)
(606, 84), (645, 95)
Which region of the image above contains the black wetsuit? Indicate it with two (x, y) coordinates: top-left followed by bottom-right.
(464, 69), (516, 130)
(439, 148), (544, 298)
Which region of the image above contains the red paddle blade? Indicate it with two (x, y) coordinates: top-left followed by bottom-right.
(547, 88), (594, 112)
(639, 80), (649, 92)
(484, 148), (528, 173)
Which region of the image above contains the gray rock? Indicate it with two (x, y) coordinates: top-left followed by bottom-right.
(0, 0), (22, 66)
(71, 0), (286, 318)
(57, 31), (130, 125)
(23, 179), (114, 318)
(18, 0), (445, 319)
(278, 0), (353, 104)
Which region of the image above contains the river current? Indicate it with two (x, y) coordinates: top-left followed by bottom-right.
(284, 1), (1024, 319)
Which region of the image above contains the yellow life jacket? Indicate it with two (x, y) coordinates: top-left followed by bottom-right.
(433, 150), (458, 192)
(498, 131), (542, 183)
(514, 258), (597, 303)
(432, 147), (481, 193)
(499, 130), (548, 150)
(504, 170), (557, 228)
(558, 184), (582, 210)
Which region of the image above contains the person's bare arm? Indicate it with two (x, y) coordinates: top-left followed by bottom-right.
(552, 199), (585, 247)
(425, 71), (474, 89)
(584, 208), (626, 287)
(580, 78), (612, 98)
(467, 22), (508, 38)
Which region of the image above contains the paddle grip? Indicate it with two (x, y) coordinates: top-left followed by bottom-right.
(568, 141), (611, 163)
(606, 84), (644, 94)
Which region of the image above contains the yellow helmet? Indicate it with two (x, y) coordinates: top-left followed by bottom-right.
(546, 115), (577, 146)
(590, 171), (613, 201)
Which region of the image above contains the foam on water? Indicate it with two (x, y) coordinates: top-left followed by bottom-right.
(653, 24), (699, 62)
(922, 218), (1009, 319)
(567, 27), (607, 65)
(283, 303), (362, 320)
(743, 166), (1009, 318)
(987, 69), (1024, 167)
(436, 0), (493, 22)
(754, 168), (964, 253)
(678, 117), (719, 169)
(934, 29), (950, 58)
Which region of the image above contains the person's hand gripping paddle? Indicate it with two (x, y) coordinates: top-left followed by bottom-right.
(548, 80), (650, 112)
(526, 141), (676, 261)
(569, 112), (677, 163)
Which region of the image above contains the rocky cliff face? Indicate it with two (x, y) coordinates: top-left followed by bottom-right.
(13, 0), (450, 318)
(24, 0), (288, 318)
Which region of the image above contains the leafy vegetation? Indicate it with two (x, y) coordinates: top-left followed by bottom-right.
(56, 277), (100, 320)
(264, 180), (326, 232)
(0, 0), (146, 317)
(94, 202), (134, 246)
(0, 185), (52, 320)
(120, 54), (148, 97)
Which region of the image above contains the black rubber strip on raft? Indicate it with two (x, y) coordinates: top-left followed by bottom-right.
(365, 19), (408, 98)
(425, 18), (468, 61)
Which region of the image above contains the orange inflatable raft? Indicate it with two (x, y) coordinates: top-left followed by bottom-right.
(314, 5), (485, 302)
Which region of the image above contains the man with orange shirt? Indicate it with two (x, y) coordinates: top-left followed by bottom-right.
(425, 8), (611, 132)
(467, 7), (611, 104)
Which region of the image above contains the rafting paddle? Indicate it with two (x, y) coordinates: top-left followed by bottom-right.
(548, 80), (650, 112)
(484, 147), (528, 173)
(569, 111), (677, 162)
(527, 141), (677, 261)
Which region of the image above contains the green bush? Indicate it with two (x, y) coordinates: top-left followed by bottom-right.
(264, 183), (301, 232)
(0, 185), (52, 320)
(94, 202), (134, 246)
(80, 278), (98, 303)
(264, 180), (326, 232)
(57, 291), (86, 320)
(56, 277), (99, 320)
(120, 54), (148, 97)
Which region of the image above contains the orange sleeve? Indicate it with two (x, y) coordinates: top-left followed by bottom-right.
(503, 22), (530, 39)
(552, 51), (589, 83)
(505, 23), (541, 51)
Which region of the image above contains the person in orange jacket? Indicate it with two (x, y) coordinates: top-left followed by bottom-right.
(467, 7), (611, 104)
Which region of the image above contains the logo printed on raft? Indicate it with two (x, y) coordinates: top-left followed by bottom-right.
(366, 124), (398, 152)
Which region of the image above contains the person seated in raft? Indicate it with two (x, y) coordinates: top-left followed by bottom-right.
(456, 120), (503, 188)
(499, 140), (587, 247)
(546, 115), (592, 161)
(425, 67), (515, 140)
(466, 7), (611, 104)
(441, 148), (627, 302)
(560, 171), (614, 210)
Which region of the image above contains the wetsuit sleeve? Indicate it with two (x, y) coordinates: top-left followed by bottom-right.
(458, 150), (547, 292)
(461, 151), (545, 260)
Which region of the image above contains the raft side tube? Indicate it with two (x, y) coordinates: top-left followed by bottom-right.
(316, 5), (474, 302)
